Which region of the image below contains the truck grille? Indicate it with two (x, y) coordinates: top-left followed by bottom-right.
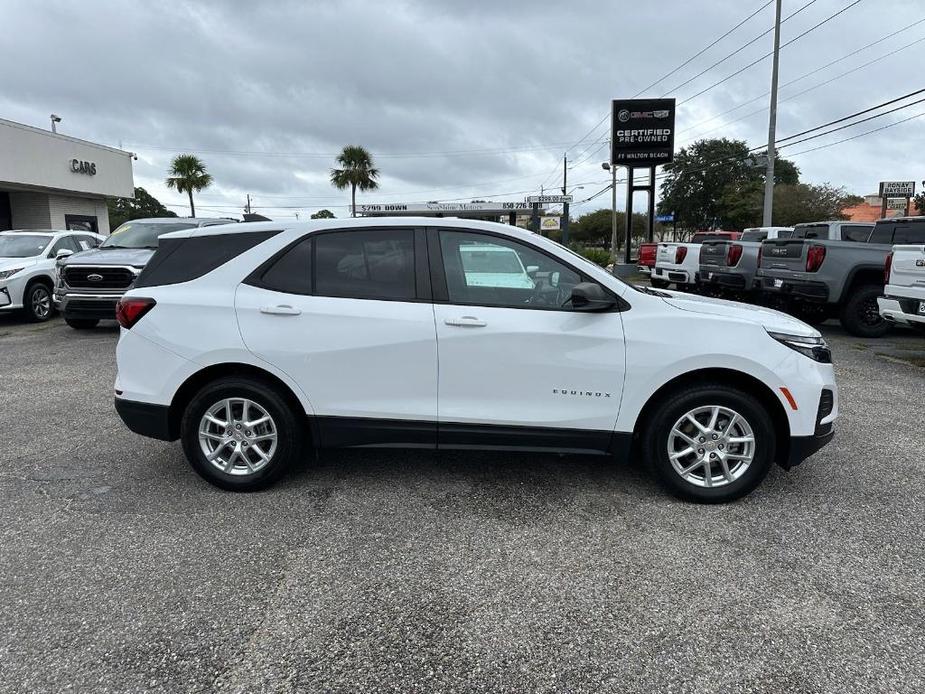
(63, 266), (136, 290)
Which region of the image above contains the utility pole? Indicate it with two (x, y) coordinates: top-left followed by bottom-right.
(763, 0), (783, 227)
(245, 194), (252, 215)
(561, 153), (567, 196)
(603, 162), (618, 269)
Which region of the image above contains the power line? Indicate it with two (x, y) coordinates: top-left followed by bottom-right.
(676, 19), (925, 137)
(677, 0), (866, 106)
(659, 0), (820, 98)
(787, 110), (925, 156)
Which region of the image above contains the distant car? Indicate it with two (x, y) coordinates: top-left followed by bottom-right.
(651, 231), (741, 290)
(698, 227), (794, 299)
(0, 229), (104, 322)
(878, 219), (925, 331)
(113, 218), (837, 503)
(636, 242), (657, 276)
(756, 218), (912, 336)
(55, 217), (234, 329)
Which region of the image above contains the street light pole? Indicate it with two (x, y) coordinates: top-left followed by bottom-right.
(50, 114), (61, 133)
(763, 0), (782, 226)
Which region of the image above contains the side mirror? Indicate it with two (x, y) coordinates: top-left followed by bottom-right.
(526, 265), (539, 276)
(55, 249), (74, 259)
(569, 282), (617, 312)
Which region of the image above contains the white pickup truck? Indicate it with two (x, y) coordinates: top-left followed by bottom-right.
(651, 231), (740, 290)
(878, 218), (925, 331)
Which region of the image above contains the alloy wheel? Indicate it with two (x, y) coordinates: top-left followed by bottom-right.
(198, 397), (278, 476)
(667, 405), (755, 488)
(31, 286), (51, 320)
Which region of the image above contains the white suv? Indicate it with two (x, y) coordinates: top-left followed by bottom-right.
(113, 218), (837, 502)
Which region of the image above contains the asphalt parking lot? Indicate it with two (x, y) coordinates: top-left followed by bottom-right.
(2, 312), (924, 694)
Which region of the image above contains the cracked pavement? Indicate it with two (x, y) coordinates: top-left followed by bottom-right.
(1, 314), (924, 693)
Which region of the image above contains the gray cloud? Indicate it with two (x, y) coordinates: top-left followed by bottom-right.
(2, 0), (923, 218)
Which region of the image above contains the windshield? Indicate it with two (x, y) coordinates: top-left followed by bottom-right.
(101, 221), (197, 249)
(0, 234), (52, 258)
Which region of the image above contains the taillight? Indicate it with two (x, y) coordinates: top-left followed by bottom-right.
(757, 245), (763, 267)
(116, 297), (156, 329)
(675, 246), (688, 264)
(726, 244), (743, 267)
(805, 245), (826, 272)
(884, 251), (893, 285)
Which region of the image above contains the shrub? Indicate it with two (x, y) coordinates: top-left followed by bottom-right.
(572, 246), (612, 267)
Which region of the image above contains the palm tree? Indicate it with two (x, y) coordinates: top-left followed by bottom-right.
(165, 154), (213, 218)
(330, 146), (380, 217)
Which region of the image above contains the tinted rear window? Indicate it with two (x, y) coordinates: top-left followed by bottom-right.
(842, 225), (873, 242)
(258, 237), (312, 294)
(134, 230), (281, 288)
(869, 225), (895, 245)
(792, 225), (829, 239)
(314, 229), (415, 300)
(893, 224), (925, 245)
(740, 230), (767, 242)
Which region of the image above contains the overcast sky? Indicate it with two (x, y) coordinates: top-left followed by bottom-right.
(2, 0), (923, 220)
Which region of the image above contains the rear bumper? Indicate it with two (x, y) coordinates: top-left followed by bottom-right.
(699, 269), (749, 290)
(114, 397), (176, 441)
(637, 265), (652, 275)
(758, 276), (829, 302)
(878, 296), (925, 326)
(653, 266), (693, 284)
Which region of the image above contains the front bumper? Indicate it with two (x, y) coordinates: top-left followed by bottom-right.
(57, 292), (121, 320)
(878, 296), (925, 326)
(758, 276), (829, 302)
(114, 397), (177, 441)
(785, 427), (835, 469)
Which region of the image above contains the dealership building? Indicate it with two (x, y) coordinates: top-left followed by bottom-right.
(0, 118), (134, 234)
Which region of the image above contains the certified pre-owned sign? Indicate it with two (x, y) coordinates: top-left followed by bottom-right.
(611, 98), (676, 168)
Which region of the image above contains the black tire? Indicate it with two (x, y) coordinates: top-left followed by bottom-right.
(65, 318), (99, 329)
(650, 278), (670, 289)
(641, 383), (776, 503)
(839, 284), (890, 338)
(22, 282), (54, 322)
(180, 377), (304, 491)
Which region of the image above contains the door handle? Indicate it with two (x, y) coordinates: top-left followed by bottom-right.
(444, 316), (486, 327)
(260, 304), (301, 316)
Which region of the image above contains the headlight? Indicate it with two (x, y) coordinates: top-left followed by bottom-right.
(0, 267), (25, 280)
(767, 330), (832, 363)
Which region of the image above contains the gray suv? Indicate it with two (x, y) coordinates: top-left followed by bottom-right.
(55, 217), (233, 329)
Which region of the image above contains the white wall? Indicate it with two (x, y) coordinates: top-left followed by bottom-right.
(48, 195), (110, 234)
(0, 118), (133, 198)
(9, 192), (52, 228)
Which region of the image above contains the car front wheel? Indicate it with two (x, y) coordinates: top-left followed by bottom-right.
(23, 283), (53, 322)
(642, 383), (775, 503)
(180, 377), (304, 491)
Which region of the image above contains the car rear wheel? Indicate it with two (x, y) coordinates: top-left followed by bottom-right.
(642, 383), (775, 503)
(180, 377), (304, 491)
(840, 284), (890, 338)
(65, 318), (99, 329)
(23, 283), (53, 322)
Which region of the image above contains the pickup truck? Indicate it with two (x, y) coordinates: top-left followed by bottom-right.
(651, 231), (740, 290)
(636, 242), (657, 276)
(698, 221), (873, 300)
(55, 216), (233, 328)
(698, 226), (793, 298)
(756, 218), (917, 337)
(878, 217), (925, 331)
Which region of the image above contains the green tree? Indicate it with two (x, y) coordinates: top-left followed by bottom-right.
(913, 192), (925, 215)
(330, 145), (380, 217)
(771, 183), (862, 226)
(107, 187), (176, 230)
(165, 154), (213, 218)
(658, 138), (799, 231)
(570, 208), (649, 250)
(310, 209), (335, 219)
